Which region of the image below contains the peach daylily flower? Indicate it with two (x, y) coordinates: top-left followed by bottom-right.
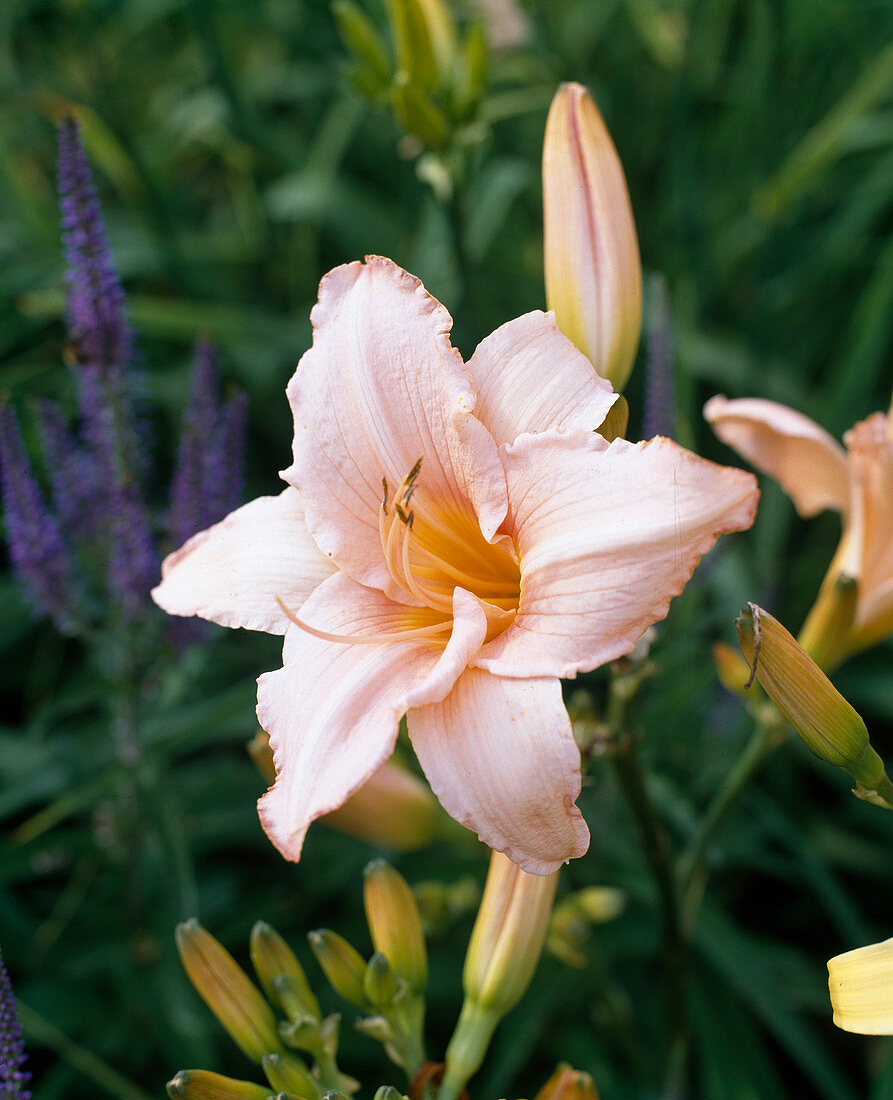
(705, 394), (893, 664)
(154, 257), (757, 874)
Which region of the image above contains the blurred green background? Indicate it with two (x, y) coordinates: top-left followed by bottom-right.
(2, 0), (893, 1097)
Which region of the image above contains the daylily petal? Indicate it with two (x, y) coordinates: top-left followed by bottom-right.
(256, 574), (488, 861)
(283, 256), (508, 597)
(704, 395), (849, 518)
(466, 310), (618, 446)
(846, 413), (893, 599)
(152, 489), (336, 633)
(475, 430), (759, 679)
(407, 668), (588, 874)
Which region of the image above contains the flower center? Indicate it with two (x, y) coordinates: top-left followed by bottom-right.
(379, 459), (521, 625)
(278, 460), (520, 648)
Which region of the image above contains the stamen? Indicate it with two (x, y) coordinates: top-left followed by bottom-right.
(276, 596), (451, 645)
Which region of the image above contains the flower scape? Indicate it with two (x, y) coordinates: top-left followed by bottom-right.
(154, 255), (758, 874)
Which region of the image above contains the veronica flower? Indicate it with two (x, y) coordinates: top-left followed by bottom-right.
(154, 257), (757, 874)
(705, 394), (893, 665)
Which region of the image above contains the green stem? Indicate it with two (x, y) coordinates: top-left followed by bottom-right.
(439, 1000), (498, 1100)
(604, 662), (687, 1093)
(678, 706), (787, 934)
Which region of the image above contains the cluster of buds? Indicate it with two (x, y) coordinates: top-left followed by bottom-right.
(333, 0), (494, 181)
(171, 853), (596, 1100)
(0, 117), (245, 638)
(170, 861), (429, 1099)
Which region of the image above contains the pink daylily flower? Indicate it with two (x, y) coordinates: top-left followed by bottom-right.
(705, 394), (893, 663)
(154, 257), (758, 874)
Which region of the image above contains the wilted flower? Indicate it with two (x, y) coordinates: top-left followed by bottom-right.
(154, 256), (757, 874)
(706, 394), (893, 666)
(542, 83), (642, 390)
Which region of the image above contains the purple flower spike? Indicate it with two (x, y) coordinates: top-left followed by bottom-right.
(36, 399), (98, 542)
(0, 405), (74, 629)
(167, 341), (247, 550)
(642, 274), (676, 442)
(57, 116), (131, 377)
(0, 949), (32, 1100)
(208, 389), (248, 523)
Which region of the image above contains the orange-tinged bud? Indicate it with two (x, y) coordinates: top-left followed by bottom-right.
(712, 640), (755, 697)
(322, 762), (442, 851)
(175, 921), (284, 1064)
(736, 604), (893, 805)
(440, 852), (559, 1100)
(166, 1069), (274, 1098)
(828, 936), (893, 1034)
(463, 851), (558, 1014)
(543, 82), (642, 390)
(250, 922), (320, 1021)
(307, 930), (367, 1008)
(534, 1064), (601, 1100)
(363, 860), (427, 992)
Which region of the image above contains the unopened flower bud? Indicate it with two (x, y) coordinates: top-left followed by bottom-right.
(247, 731), (276, 784)
(828, 937), (893, 1034)
(441, 852), (559, 1098)
(383, 0), (455, 92)
(736, 604), (893, 801)
(176, 920), (284, 1064)
(363, 952), (401, 1007)
(543, 82), (642, 390)
(166, 1069), (273, 1099)
(548, 887), (625, 968)
(250, 922), (320, 1020)
(463, 851), (558, 1015)
(322, 762), (441, 851)
(308, 931), (367, 1008)
(373, 1087), (407, 1100)
(262, 1052), (320, 1099)
(712, 640), (756, 697)
(354, 1015), (396, 1043)
(534, 1063), (601, 1100)
(363, 860), (427, 993)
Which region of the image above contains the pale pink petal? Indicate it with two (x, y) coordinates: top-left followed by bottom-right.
(475, 430), (759, 679)
(407, 668), (588, 874)
(705, 395), (849, 518)
(283, 257), (508, 598)
(151, 489), (336, 634)
(257, 574), (488, 861)
(466, 310), (618, 446)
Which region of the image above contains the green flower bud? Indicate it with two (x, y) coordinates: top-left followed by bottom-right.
(175, 921), (284, 1064)
(166, 1069), (273, 1099)
(251, 922), (321, 1021)
(308, 931), (367, 1008)
(363, 861), (427, 993)
(332, 0), (391, 89)
(391, 75), (449, 148)
(262, 1052), (320, 1099)
(736, 604), (892, 800)
(363, 952), (400, 1007)
(373, 1088), (407, 1100)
